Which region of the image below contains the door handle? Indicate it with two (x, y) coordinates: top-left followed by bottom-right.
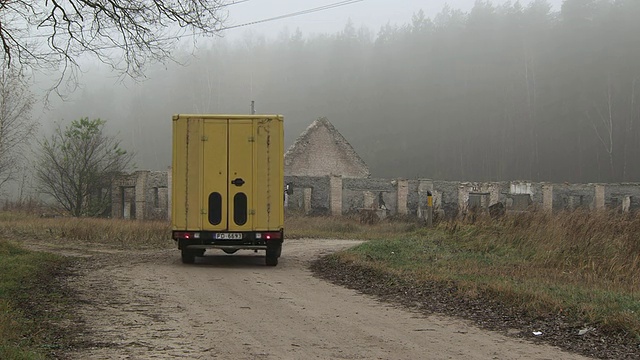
(231, 178), (245, 187)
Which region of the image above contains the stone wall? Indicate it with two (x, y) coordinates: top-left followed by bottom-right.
(112, 170), (169, 220)
(284, 176), (640, 219)
(111, 170), (640, 221)
(604, 184), (640, 211)
(282, 176), (331, 215)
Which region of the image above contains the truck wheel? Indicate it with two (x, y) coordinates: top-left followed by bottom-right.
(265, 243), (281, 266)
(223, 249), (238, 254)
(275, 244), (282, 258)
(265, 254), (278, 266)
(181, 249), (196, 264)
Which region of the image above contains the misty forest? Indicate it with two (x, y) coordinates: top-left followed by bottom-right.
(47, 0), (640, 184)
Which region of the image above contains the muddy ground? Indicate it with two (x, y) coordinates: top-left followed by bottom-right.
(18, 238), (620, 359)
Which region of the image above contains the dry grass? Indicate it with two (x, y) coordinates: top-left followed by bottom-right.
(447, 210), (640, 293)
(0, 212), (173, 250)
(284, 213), (421, 239)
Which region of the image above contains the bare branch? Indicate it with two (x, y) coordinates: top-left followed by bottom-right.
(0, 67), (36, 193)
(1, 0), (229, 91)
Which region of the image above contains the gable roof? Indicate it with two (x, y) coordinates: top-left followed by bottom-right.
(285, 117), (370, 178)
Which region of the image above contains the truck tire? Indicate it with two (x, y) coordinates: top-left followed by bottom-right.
(265, 254), (278, 266)
(265, 243), (282, 266)
(181, 249), (196, 264)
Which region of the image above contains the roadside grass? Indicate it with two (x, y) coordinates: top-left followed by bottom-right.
(0, 212), (174, 359)
(0, 240), (73, 360)
(328, 209), (640, 338)
(0, 212), (173, 250)
(285, 213), (421, 239)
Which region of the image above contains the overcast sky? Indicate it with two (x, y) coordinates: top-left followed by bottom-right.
(223, 0), (563, 39)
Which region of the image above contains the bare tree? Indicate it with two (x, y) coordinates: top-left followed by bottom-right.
(0, 67), (36, 191)
(0, 0), (229, 88)
(36, 117), (134, 217)
(587, 75), (615, 181)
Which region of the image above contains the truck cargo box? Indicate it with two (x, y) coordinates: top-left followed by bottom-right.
(171, 114), (284, 266)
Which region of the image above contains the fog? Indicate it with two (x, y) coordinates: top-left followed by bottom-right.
(37, 0), (640, 184)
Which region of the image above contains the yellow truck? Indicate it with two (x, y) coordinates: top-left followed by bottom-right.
(171, 114), (284, 266)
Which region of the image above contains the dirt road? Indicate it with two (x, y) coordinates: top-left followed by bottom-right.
(64, 239), (590, 360)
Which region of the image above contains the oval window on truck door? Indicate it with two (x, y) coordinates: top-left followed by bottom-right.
(208, 192), (222, 225)
(234, 193), (247, 226)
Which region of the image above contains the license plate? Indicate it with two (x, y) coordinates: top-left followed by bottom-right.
(215, 233), (243, 240)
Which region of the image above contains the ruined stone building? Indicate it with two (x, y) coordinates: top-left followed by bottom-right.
(111, 170), (169, 220)
(285, 117), (370, 178)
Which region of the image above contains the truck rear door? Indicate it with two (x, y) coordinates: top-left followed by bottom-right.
(202, 119), (254, 232)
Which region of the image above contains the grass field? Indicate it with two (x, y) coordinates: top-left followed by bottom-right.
(0, 212), (173, 250)
(1, 209), (639, 358)
(0, 240), (72, 360)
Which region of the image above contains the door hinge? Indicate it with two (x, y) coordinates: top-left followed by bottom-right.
(201, 209), (207, 214)
(249, 209), (256, 215)
(248, 136), (255, 142)
(201, 135), (208, 141)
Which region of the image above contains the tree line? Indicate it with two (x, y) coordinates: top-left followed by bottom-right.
(265, 0), (640, 182)
(142, 0), (637, 183)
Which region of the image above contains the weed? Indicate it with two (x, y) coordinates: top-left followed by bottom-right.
(0, 213), (173, 250)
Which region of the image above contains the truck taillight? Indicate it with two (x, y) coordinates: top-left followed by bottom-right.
(263, 232), (281, 240)
(174, 232), (188, 239)
(175, 232), (199, 239)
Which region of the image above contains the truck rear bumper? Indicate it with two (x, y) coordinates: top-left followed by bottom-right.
(173, 230), (283, 251)
(183, 244), (268, 251)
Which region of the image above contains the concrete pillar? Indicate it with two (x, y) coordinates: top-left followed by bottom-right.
(167, 167), (172, 221)
(135, 171), (149, 220)
(329, 175), (343, 216)
(488, 184), (500, 206)
(594, 184), (605, 210)
(303, 188), (312, 214)
(458, 184), (470, 213)
(622, 196), (631, 213)
(363, 191), (375, 209)
(123, 198), (131, 219)
(112, 185), (123, 219)
(397, 179), (409, 215)
(417, 179), (433, 219)
(542, 184), (553, 212)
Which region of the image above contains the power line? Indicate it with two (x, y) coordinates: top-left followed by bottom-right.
(225, 0), (253, 7)
(221, 0), (365, 31)
(25, 0), (367, 55)
(22, 0), (363, 40)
